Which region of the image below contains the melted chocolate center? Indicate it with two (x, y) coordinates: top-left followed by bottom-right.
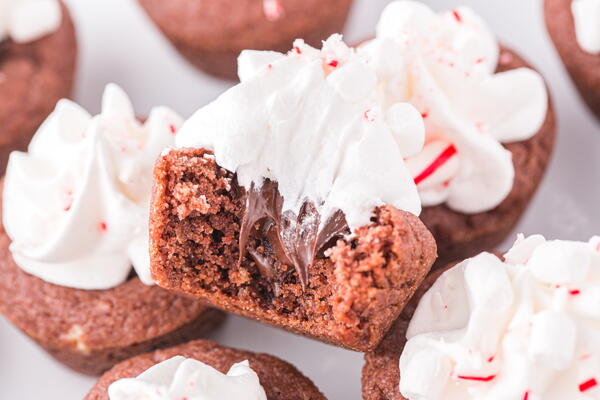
(238, 179), (349, 289)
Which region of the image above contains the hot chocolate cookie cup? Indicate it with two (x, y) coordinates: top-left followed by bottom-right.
(0, 0), (76, 172)
(351, 39), (555, 269)
(149, 148), (437, 353)
(545, 0), (600, 120)
(421, 47), (555, 268)
(85, 339), (326, 400)
(364, 236), (600, 400)
(0, 179), (225, 376)
(136, 0), (354, 80)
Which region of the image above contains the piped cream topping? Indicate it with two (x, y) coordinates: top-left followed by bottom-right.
(400, 234), (600, 400)
(176, 34), (426, 233)
(3, 84), (182, 289)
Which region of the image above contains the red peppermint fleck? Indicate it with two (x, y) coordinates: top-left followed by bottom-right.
(443, 305), (448, 310)
(475, 58), (485, 64)
(363, 109), (376, 122)
(569, 289), (581, 295)
(457, 374), (496, 382)
(579, 378), (598, 392)
(64, 190), (73, 212)
(169, 124), (177, 134)
(452, 9), (462, 22)
(294, 46), (302, 54)
(487, 356), (495, 363)
(421, 111), (429, 119)
(99, 221), (108, 232)
(523, 391), (530, 400)
(581, 354), (591, 360)
(328, 60), (339, 68)
(414, 144), (457, 185)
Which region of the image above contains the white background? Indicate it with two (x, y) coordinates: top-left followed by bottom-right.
(1, 0), (599, 398)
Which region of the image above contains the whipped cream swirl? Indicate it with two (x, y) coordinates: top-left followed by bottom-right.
(108, 356), (267, 400)
(177, 34), (425, 232)
(400, 234), (600, 400)
(362, 1), (548, 213)
(3, 84), (182, 289)
(0, 0), (61, 43)
(572, 0), (600, 54)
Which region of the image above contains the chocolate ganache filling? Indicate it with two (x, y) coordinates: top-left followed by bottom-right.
(239, 179), (349, 289)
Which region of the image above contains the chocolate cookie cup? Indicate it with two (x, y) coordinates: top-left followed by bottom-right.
(363, 236), (600, 399)
(545, 0), (600, 120)
(136, 0), (354, 80)
(85, 339), (326, 400)
(0, 1), (77, 172)
(150, 148), (436, 353)
(0, 182), (225, 375)
(149, 35), (437, 353)
(420, 47), (555, 267)
(0, 86), (226, 375)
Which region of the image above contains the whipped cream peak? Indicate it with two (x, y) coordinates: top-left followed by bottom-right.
(363, 1), (548, 213)
(108, 356), (268, 400)
(572, 0), (600, 54)
(0, 0), (61, 43)
(3, 84), (182, 289)
(177, 34), (425, 233)
(400, 234), (600, 400)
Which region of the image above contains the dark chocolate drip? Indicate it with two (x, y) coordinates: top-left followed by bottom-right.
(238, 179), (349, 289)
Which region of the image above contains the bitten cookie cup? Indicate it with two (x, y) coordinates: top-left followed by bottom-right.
(150, 148), (436, 352)
(420, 47), (555, 268)
(149, 35), (438, 353)
(363, 235), (600, 400)
(136, 0), (354, 80)
(85, 339), (326, 400)
(0, 1), (76, 172)
(545, 0), (600, 120)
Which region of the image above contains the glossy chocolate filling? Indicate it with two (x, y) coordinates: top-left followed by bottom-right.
(238, 179), (349, 289)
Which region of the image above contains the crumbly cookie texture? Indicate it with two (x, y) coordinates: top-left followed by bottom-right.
(149, 148), (437, 352)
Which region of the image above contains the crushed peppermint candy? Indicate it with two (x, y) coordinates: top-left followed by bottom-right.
(579, 378), (598, 392)
(452, 9), (462, 22)
(413, 144), (457, 185)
